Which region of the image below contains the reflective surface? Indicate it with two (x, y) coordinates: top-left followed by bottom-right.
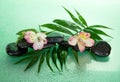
(0, 0), (120, 82)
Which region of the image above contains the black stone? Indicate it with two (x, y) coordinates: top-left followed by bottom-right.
(91, 41), (111, 57)
(46, 36), (64, 43)
(6, 42), (28, 56)
(17, 39), (32, 49)
(43, 43), (56, 49)
(59, 41), (70, 50)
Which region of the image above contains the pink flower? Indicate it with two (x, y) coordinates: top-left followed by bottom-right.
(24, 31), (47, 50)
(32, 33), (47, 50)
(68, 32), (94, 52)
(24, 31), (36, 43)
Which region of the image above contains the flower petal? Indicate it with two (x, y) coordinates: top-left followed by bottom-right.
(33, 40), (44, 50)
(84, 38), (94, 47)
(24, 31), (36, 43)
(78, 41), (85, 52)
(43, 39), (47, 44)
(68, 36), (78, 46)
(37, 32), (47, 40)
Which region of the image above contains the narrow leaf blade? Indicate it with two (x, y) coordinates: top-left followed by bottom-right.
(53, 19), (82, 31)
(41, 23), (73, 35)
(46, 50), (54, 72)
(84, 29), (102, 40)
(75, 9), (88, 26)
(51, 47), (60, 71)
(63, 7), (85, 28)
(88, 25), (112, 29)
(24, 55), (39, 71)
(38, 54), (45, 73)
(86, 28), (112, 38)
(16, 29), (37, 35)
(57, 47), (64, 71)
(14, 56), (32, 64)
(71, 48), (79, 64)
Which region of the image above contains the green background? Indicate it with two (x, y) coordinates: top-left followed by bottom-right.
(0, 0), (120, 82)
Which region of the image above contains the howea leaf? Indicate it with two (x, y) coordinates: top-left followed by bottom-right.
(83, 29), (102, 40)
(14, 56), (33, 64)
(51, 47), (60, 71)
(38, 53), (45, 73)
(88, 25), (112, 29)
(24, 55), (39, 71)
(75, 9), (88, 27)
(46, 50), (54, 72)
(70, 47), (79, 64)
(16, 28), (37, 35)
(63, 7), (85, 28)
(53, 19), (82, 32)
(57, 49), (63, 71)
(86, 28), (112, 38)
(41, 24), (73, 35)
(57, 45), (67, 71)
(62, 51), (68, 65)
(72, 48), (79, 64)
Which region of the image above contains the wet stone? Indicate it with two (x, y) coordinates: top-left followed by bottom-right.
(46, 36), (64, 43)
(17, 39), (32, 49)
(91, 41), (111, 57)
(6, 42), (28, 56)
(44, 43), (56, 49)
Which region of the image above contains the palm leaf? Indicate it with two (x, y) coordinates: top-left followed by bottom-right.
(88, 25), (112, 29)
(14, 56), (33, 64)
(53, 19), (82, 32)
(41, 23), (73, 35)
(16, 28), (37, 35)
(46, 49), (54, 72)
(38, 53), (45, 73)
(51, 47), (60, 71)
(75, 9), (88, 27)
(71, 48), (79, 64)
(86, 28), (112, 38)
(57, 46), (65, 71)
(63, 7), (85, 28)
(84, 29), (102, 40)
(62, 51), (68, 65)
(24, 55), (39, 71)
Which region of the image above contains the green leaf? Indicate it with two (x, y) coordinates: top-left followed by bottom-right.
(84, 29), (102, 40)
(51, 47), (60, 71)
(70, 48), (79, 64)
(24, 55), (39, 71)
(88, 25), (112, 29)
(62, 51), (68, 65)
(63, 7), (85, 28)
(16, 28), (38, 35)
(75, 9), (88, 27)
(86, 28), (112, 38)
(38, 53), (45, 73)
(57, 47), (65, 71)
(17, 34), (24, 42)
(46, 49), (54, 72)
(53, 19), (82, 32)
(87, 51), (96, 60)
(14, 56), (33, 64)
(41, 23), (73, 35)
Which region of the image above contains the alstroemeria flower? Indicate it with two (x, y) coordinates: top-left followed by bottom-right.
(33, 33), (47, 50)
(24, 31), (47, 50)
(68, 32), (94, 52)
(24, 31), (36, 43)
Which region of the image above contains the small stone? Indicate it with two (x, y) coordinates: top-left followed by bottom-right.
(44, 43), (56, 49)
(17, 39), (32, 49)
(6, 42), (28, 56)
(91, 41), (111, 57)
(46, 36), (64, 43)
